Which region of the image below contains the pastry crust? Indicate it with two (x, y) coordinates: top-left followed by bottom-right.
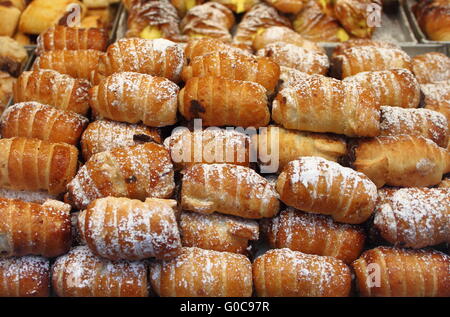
(0, 36), (27, 77)
(184, 37), (250, 62)
(332, 39), (400, 58)
(334, 0), (382, 38)
(212, 0), (260, 14)
(412, 52), (450, 84)
(264, 0), (306, 14)
(413, 0), (450, 41)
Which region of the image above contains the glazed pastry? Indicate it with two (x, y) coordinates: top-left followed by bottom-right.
(89, 72), (179, 127)
(373, 188), (449, 249)
(1, 102), (89, 146)
(179, 76), (270, 128)
(181, 163), (280, 219)
(0, 137), (78, 194)
(331, 46), (412, 79)
(256, 43), (329, 75)
(0, 36), (27, 77)
(253, 248), (352, 297)
(413, 0), (450, 41)
(52, 245), (149, 297)
(78, 197), (181, 260)
(233, 3), (291, 51)
(264, 0), (306, 14)
(412, 52), (450, 84)
(165, 128), (251, 170)
(353, 247), (450, 297)
(276, 157), (377, 224)
(36, 26), (109, 55)
(0, 3), (21, 37)
(332, 39), (400, 58)
(334, 0), (383, 38)
(252, 26), (325, 53)
(212, 0), (260, 13)
(272, 75), (380, 137)
(0, 198), (71, 258)
(0, 256), (50, 297)
(351, 135), (450, 188)
(254, 125), (347, 173)
(343, 69), (421, 109)
(180, 2), (235, 43)
(149, 247), (253, 297)
(379, 106), (449, 148)
(33, 49), (105, 81)
(66, 142), (174, 210)
(181, 51), (280, 93)
(13, 69), (91, 116)
(180, 211), (259, 254)
(81, 120), (161, 161)
(95, 38), (185, 84)
(184, 37), (250, 62)
(263, 209), (365, 264)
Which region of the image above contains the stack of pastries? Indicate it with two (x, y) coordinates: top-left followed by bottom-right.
(0, 1), (449, 298)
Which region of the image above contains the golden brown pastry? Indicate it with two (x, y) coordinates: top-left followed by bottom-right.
(66, 142), (174, 210)
(421, 82), (450, 115)
(52, 245), (149, 297)
(343, 69), (421, 109)
(78, 197), (181, 260)
(212, 0), (260, 13)
(178, 76), (270, 128)
(0, 36), (27, 77)
(181, 163), (280, 219)
(89, 72), (179, 127)
(439, 176), (450, 188)
(278, 66), (311, 89)
(184, 37), (250, 62)
(412, 52), (450, 84)
(33, 49), (105, 81)
(263, 209), (365, 264)
(331, 46), (412, 79)
(81, 120), (161, 161)
(166, 128), (251, 170)
(373, 188), (449, 249)
(180, 211), (259, 254)
(256, 42), (329, 75)
(0, 137), (78, 194)
(264, 0), (306, 14)
(353, 247), (450, 297)
(13, 69), (91, 116)
(412, 0), (450, 41)
(0, 3), (21, 37)
(170, 0), (207, 17)
(95, 38), (185, 84)
(254, 125), (347, 173)
(334, 0), (382, 38)
(332, 39), (400, 58)
(379, 106), (449, 148)
(0, 188), (60, 204)
(0, 72), (15, 114)
(0, 256), (50, 297)
(253, 248), (352, 297)
(272, 75), (380, 137)
(276, 157), (378, 224)
(149, 247), (253, 297)
(351, 135), (450, 188)
(180, 2), (235, 43)
(233, 3), (291, 51)
(181, 51), (280, 93)
(0, 198), (71, 258)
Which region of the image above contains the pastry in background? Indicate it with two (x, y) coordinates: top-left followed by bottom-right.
(332, 38), (400, 57)
(0, 72), (15, 114)
(0, 37), (27, 77)
(412, 52), (450, 84)
(413, 0), (450, 41)
(334, 0), (382, 38)
(170, 0), (207, 17)
(213, 0), (260, 13)
(13, 32), (31, 45)
(0, 2), (21, 37)
(264, 0), (306, 14)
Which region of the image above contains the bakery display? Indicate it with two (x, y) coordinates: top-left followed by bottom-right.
(412, 0), (450, 41)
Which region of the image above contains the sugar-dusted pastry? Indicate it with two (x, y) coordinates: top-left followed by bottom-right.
(421, 81), (450, 113)
(278, 66), (311, 89)
(334, 0), (383, 38)
(181, 51), (280, 93)
(373, 188), (449, 248)
(212, 0), (260, 13)
(95, 38), (185, 83)
(78, 197), (181, 260)
(0, 188), (60, 204)
(254, 125), (347, 173)
(379, 106), (448, 148)
(257, 43), (329, 75)
(0, 36), (27, 77)
(412, 0), (450, 41)
(331, 46), (412, 79)
(353, 247), (450, 297)
(343, 69), (421, 109)
(66, 142), (174, 209)
(0, 137), (78, 194)
(89, 72), (179, 127)
(52, 246), (149, 297)
(263, 209), (365, 264)
(149, 247), (253, 297)
(233, 3), (291, 51)
(81, 120), (161, 161)
(439, 176), (450, 188)
(179, 76), (270, 127)
(351, 135), (450, 188)
(33, 49), (105, 81)
(0, 256), (50, 297)
(276, 157), (377, 224)
(13, 69), (91, 116)
(253, 248), (352, 297)
(0, 198), (71, 258)
(412, 52), (450, 84)
(181, 163), (280, 219)
(332, 39), (401, 58)
(0, 102), (89, 146)
(180, 211), (259, 254)
(272, 75), (380, 137)
(184, 37), (250, 62)
(166, 128), (251, 170)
